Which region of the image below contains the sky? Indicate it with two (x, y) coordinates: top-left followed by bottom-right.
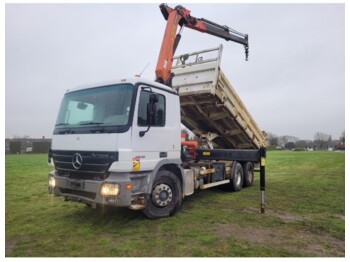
(5, 3), (345, 141)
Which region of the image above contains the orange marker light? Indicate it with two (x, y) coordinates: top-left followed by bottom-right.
(125, 184), (132, 190)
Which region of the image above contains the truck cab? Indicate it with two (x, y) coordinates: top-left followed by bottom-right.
(48, 78), (184, 217)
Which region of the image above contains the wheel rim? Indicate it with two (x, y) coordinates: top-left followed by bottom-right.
(152, 183), (173, 207)
(247, 168), (253, 182)
(235, 170), (242, 186)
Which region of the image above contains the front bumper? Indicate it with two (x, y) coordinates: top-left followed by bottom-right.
(48, 170), (133, 207)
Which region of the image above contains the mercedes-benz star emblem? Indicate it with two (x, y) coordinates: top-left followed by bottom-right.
(72, 153), (83, 170)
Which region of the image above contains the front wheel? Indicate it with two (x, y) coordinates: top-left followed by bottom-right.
(142, 170), (182, 219)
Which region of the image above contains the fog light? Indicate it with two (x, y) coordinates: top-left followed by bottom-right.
(48, 177), (56, 187)
(100, 183), (120, 196)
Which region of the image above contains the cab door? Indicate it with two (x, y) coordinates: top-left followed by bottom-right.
(131, 85), (181, 172)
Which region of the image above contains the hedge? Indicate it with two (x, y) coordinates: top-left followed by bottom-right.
(32, 141), (51, 153)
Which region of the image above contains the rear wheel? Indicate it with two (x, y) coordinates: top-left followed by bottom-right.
(243, 162), (254, 187)
(142, 170), (182, 219)
(228, 162), (243, 192)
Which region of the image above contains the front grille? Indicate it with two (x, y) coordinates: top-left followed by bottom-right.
(52, 150), (118, 181)
(58, 171), (110, 181)
(59, 188), (96, 199)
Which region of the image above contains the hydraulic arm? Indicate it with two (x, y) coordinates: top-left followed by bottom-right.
(155, 3), (249, 86)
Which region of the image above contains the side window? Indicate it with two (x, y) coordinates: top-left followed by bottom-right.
(138, 90), (166, 127)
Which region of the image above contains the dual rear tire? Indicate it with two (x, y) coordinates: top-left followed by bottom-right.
(243, 161), (254, 187)
(229, 161), (254, 191)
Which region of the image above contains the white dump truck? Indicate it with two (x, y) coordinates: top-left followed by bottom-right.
(48, 4), (267, 218)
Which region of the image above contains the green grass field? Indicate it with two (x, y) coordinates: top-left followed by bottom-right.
(5, 151), (345, 257)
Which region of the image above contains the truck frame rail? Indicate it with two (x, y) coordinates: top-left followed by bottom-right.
(196, 146), (266, 213)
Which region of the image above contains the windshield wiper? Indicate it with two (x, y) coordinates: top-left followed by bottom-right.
(55, 122), (69, 126)
(79, 121), (104, 125)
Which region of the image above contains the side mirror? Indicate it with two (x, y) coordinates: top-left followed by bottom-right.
(146, 103), (157, 126)
(149, 93), (159, 103)
(139, 93), (159, 137)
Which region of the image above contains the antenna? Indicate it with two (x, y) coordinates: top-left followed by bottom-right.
(135, 62), (150, 77)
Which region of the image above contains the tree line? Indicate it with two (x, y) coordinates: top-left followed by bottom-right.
(267, 131), (345, 150)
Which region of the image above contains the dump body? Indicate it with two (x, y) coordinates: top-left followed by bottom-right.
(172, 45), (266, 149)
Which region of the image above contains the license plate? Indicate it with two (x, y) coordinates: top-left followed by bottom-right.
(69, 180), (85, 190)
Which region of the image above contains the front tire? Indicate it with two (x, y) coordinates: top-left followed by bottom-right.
(142, 170), (182, 219)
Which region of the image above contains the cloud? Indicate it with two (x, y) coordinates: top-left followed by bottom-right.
(5, 3), (345, 140)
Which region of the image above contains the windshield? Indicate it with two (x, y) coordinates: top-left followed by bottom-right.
(55, 84), (134, 129)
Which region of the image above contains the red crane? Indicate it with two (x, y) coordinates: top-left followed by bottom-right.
(155, 3), (249, 86)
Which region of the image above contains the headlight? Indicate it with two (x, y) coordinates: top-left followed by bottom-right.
(100, 183), (120, 196)
(48, 177), (56, 187)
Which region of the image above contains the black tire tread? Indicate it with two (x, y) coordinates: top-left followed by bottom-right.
(142, 170), (182, 219)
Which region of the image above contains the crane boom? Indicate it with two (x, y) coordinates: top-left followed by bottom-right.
(155, 3), (249, 86)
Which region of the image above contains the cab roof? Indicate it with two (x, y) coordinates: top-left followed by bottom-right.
(66, 78), (175, 94)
